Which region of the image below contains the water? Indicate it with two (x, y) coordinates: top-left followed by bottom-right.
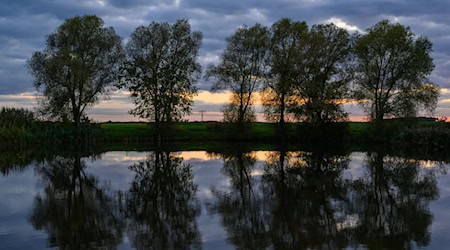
(0, 148), (449, 249)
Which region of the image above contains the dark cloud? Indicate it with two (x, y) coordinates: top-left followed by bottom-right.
(1, 0), (450, 96)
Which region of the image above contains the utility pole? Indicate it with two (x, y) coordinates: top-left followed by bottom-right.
(199, 110), (206, 122)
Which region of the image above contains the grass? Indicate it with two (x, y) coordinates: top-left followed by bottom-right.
(100, 122), (153, 140)
(98, 121), (366, 143)
(2, 118), (447, 151)
(98, 119), (448, 147)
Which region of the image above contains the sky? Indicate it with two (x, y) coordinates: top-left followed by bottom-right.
(1, 0), (450, 121)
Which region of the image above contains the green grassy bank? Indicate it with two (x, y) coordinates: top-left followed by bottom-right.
(1, 119), (450, 152)
(98, 119), (449, 147)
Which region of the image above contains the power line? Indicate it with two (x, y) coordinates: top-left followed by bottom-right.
(199, 110), (206, 122)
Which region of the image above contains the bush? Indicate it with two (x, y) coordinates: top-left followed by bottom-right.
(393, 126), (450, 151)
(0, 107), (35, 129)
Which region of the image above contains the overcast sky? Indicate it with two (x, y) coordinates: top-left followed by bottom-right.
(1, 0), (450, 121)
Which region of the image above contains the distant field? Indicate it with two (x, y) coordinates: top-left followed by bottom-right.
(99, 121), (372, 142)
(1, 118), (444, 146)
(98, 119), (447, 145)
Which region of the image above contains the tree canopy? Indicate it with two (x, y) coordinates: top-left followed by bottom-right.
(28, 15), (123, 127)
(206, 24), (271, 124)
(27, 16), (441, 127)
(290, 23), (352, 126)
(123, 19), (202, 127)
(354, 20), (439, 120)
(263, 18), (308, 125)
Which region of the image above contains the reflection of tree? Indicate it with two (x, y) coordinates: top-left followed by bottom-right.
(28, 150), (124, 249)
(125, 151), (201, 250)
(209, 150), (351, 249)
(262, 150), (351, 249)
(351, 152), (439, 249)
(208, 151), (270, 249)
(0, 148), (52, 175)
(0, 150), (34, 175)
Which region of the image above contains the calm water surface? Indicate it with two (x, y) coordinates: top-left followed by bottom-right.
(1, 148), (449, 249)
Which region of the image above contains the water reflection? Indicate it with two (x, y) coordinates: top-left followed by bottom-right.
(262, 151), (351, 249)
(0, 147), (446, 249)
(351, 152), (439, 249)
(209, 150), (440, 249)
(28, 149), (124, 249)
(124, 151), (201, 250)
(207, 150), (269, 249)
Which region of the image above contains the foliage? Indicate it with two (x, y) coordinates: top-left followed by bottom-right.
(290, 23), (352, 126)
(393, 125), (450, 151)
(0, 107), (35, 129)
(206, 23), (270, 125)
(28, 15), (123, 127)
(353, 19), (438, 120)
(123, 19), (202, 126)
(221, 94), (256, 123)
(263, 18), (308, 124)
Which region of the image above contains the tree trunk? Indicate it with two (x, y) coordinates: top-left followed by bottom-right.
(239, 93), (245, 126)
(279, 93), (285, 126)
(73, 109), (81, 142)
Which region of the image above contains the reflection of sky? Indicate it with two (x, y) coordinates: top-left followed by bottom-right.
(1, 151), (450, 249)
(429, 174), (450, 249)
(0, 168), (48, 250)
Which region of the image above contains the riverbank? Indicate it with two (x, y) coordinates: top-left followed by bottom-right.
(1, 119), (449, 150)
(98, 119), (445, 144)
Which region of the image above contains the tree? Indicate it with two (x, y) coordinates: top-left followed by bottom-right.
(263, 18), (308, 125)
(206, 24), (270, 124)
(123, 19), (202, 130)
(354, 20), (439, 121)
(290, 23), (352, 126)
(28, 15), (123, 129)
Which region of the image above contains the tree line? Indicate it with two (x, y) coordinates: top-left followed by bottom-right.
(28, 15), (439, 130)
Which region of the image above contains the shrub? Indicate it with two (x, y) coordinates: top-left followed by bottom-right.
(0, 107), (35, 129)
(393, 126), (450, 151)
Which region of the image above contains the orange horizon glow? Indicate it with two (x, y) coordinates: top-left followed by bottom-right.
(0, 89), (449, 122)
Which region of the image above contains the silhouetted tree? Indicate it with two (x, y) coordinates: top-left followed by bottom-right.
(123, 20), (202, 132)
(290, 23), (352, 126)
(28, 15), (123, 130)
(206, 24), (270, 125)
(354, 20), (439, 121)
(263, 18), (307, 125)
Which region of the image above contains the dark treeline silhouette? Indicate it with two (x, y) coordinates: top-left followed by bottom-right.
(20, 14), (439, 137)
